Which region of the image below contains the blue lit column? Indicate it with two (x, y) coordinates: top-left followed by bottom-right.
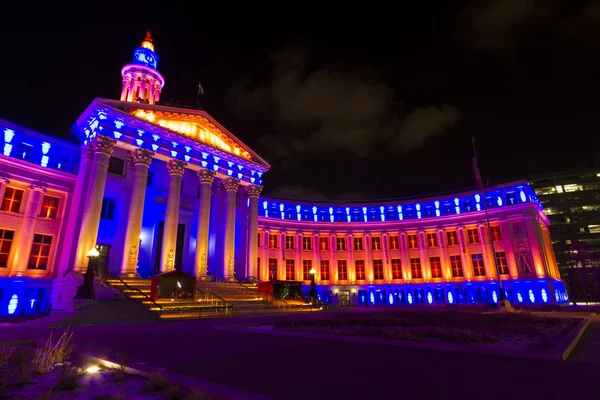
(121, 149), (154, 277)
(10, 184), (46, 276)
(222, 177), (239, 280)
(160, 159), (187, 272)
(74, 135), (116, 272)
(194, 169), (215, 278)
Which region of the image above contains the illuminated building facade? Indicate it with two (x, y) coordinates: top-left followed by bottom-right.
(0, 34), (567, 317)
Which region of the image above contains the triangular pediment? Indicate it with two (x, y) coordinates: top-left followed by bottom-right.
(77, 99), (270, 170)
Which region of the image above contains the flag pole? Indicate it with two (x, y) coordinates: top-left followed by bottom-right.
(472, 137), (514, 311)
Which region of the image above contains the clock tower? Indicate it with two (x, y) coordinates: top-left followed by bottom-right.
(120, 31), (165, 104)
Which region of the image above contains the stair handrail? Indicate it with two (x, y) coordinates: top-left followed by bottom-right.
(114, 275), (163, 310)
(196, 287), (233, 309)
(273, 297), (291, 313)
(247, 276), (263, 285)
(229, 279), (258, 296)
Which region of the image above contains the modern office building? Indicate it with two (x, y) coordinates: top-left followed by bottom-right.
(528, 167), (600, 300)
(0, 33), (567, 317)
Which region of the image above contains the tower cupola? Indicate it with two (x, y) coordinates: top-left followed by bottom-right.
(120, 31), (165, 104)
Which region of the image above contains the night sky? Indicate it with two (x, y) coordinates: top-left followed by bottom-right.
(2, 1), (599, 201)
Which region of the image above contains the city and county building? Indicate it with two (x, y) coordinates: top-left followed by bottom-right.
(528, 167), (600, 301)
(0, 34), (567, 317)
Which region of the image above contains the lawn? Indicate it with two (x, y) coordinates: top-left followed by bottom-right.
(273, 310), (580, 349)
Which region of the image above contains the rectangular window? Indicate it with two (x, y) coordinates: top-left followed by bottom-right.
(108, 157), (125, 175)
(302, 260), (312, 280)
(407, 234), (419, 249)
(471, 253), (485, 276)
(430, 256), (443, 278)
(285, 259), (295, 280)
(427, 232), (438, 247)
(491, 225), (502, 241)
(302, 236), (312, 250)
(257, 232), (261, 247)
(389, 236), (399, 250)
(320, 260), (330, 280)
(373, 259), (384, 280)
(257, 257), (260, 279)
(28, 234), (52, 270)
(0, 229), (15, 268)
(319, 237), (329, 251)
(355, 260), (365, 281)
(467, 228), (480, 244)
(39, 195), (60, 219)
(147, 171), (153, 187)
(268, 258), (277, 280)
(410, 257), (422, 279)
(446, 231), (459, 246)
(495, 251), (509, 275)
(269, 234), (278, 249)
(336, 237), (346, 251)
(450, 255), (463, 277)
(1, 187), (24, 213)
(353, 237), (364, 251)
(285, 235), (295, 250)
(337, 260), (348, 281)
(100, 198), (115, 220)
(371, 236), (381, 250)
(391, 259), (402, 279)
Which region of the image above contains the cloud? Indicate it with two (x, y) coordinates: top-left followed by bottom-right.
(228, 47), (461, 158)
(457, 0), (600, 52)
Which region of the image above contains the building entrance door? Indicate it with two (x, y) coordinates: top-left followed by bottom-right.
(153, 222), (186, 275)
(96, 244), (110, 278)
(339, 290), (351, 307)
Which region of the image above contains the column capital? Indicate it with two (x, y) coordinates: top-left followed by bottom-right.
(222, 177), (239, 192)
(0, 176), (10, 184)
(131, 148), (154, 167)
(247, 184), (263, 198)
(29, 183), (47, 193)
(81, 144), (94, 160)
(166, 159), (187, 176)
(197, 168), (216, 184)
(90, 135), (117, 156)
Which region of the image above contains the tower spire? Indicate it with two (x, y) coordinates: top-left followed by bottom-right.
(119, 31), (164, 104)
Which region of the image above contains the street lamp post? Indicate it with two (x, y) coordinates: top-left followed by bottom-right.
(74, 247), (100, 299)
(308, 267), (317, 306)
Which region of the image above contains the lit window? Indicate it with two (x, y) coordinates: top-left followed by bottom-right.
(39, 195), (60, 219)
(427, 232), (438, 247)
(446, 231), (458, 246)
(371, 237), (381, 250)
(410, 258), (422, 279)
(355, 260), (365, 281)
(336, 237), (346, 251)
(430, 257), (443, 278)
(495, 251), (509, 275)
(100, 198), (116, 220)
(490, 225), (502, 241)
(0, 229), (15, 268)
(319, 237), (329, 251)
(467, 228), (480, 244)
(302, 260), (312, 280)
(589, 225), (600, 234)
(285, 259), (295, 280)
(268, 258), (277, 279)
(389, 236), (399, 250)
(320, 260), (330, 280)
(450, 255), (463, 277)
(391, 259), (402, 279)
(471, 253), (486, 277)
(302, 236), (312, 250)
(268, 234), (278, 249)
(407, 234), (419, 249)
(337, 260), (348, 281)
(285, 235), (295, 250)
(563, 184), (582, 193)
(28, 234), (53, 270)
(353, 237), (364, 251)
(373, 259), (384, 280)
(556, 185), (563, 193)
(1, 187), (24, 213)
(108, 157), (125, 175)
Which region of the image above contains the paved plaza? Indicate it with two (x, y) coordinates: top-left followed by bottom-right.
(1, 313), (600, 400)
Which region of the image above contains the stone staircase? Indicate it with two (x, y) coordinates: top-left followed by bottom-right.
(99, 277), (316, 321)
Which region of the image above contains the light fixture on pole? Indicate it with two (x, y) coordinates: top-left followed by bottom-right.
(308, 267), (318, 305)
(74, 247), (100, 299)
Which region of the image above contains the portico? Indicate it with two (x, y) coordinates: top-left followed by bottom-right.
(67, 99), (270, 281)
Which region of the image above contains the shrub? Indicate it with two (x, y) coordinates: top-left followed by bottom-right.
(57, 364), (78, 390)
(33, 329), (76, 375)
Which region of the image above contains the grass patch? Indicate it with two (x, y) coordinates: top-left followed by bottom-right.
(274, 310), (579, 346)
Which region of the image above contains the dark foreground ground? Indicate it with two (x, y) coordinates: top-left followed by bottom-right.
(2, 311), (600, 400)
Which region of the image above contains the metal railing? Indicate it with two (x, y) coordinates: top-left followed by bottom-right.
(257, 291), (291, 314)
